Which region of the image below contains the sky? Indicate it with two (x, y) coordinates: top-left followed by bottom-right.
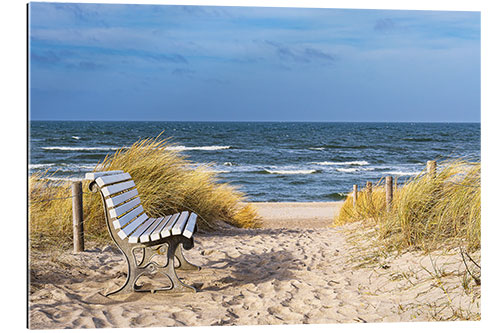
(28, 2), (481, 122)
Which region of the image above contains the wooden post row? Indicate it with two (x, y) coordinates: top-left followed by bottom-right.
(72, 181), (84, 253)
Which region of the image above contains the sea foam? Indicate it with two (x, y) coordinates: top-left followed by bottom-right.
(165, 145), (231, 151)
(264, 169), (318, 175)
(42, 146), (123, 151)
(312, 161), (369, 166)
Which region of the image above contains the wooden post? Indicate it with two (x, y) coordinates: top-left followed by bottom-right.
(385, 176), (393, 211)
(427, 160), (437, 177)
(72, 181), (84, 253)
(366, 181), (372, 198)
(352, 184), (358, 208)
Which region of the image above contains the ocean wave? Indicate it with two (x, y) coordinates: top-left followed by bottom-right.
(389, 171), (420, 176)
(165, 145), (231, 151)
(29, 163), (55, 169)
(42, 146), (124, 151)
(72, 136), (81, 140)
(263, 169), (319, 175)
(403, 137), (435, 142)
(312, 160), (369, 166)
(308, 147), (325, 151)
(29, 163), (97, 171)
(336, 168), (360, 173)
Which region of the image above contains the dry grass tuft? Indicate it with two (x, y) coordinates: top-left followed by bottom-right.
(334, 160), (480, 252)
(29, 136), (261, 249)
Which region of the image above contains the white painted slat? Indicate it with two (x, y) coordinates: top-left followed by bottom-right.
(109, 197), (141, 218)
(96, 172), (131, 187)
(105, 188), (139, 208)
(117, 213), (148, 240)
(139, 217), (166, 243)
(85, 170), (123, 180)
(101, 180), (136, 197)
(171, 211), (190, 235)
(112, 205), (144, 229)
(161, 212), (184, 238)
(183, 213), (197, 238)
(128, 217), (156, 243)
(151, 213), (179, 241)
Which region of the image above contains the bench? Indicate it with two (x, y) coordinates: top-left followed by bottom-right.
(85, 170), (200, 296)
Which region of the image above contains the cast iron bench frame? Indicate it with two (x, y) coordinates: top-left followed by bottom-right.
(85, 170), (200, 296)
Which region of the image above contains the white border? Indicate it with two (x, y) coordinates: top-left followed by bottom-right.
(3, 1), (498, 332)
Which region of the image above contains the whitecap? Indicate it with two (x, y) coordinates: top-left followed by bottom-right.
(265, 169), (317, 175)
(389, 171), (420, 176)
(72, 136), (81, 140)
(312, 160), (369, 166)
(336, 168), (360, 173)
(29, 163), (55, 169)
(42, 146), (123, 151)
(165, 145), (231, 151)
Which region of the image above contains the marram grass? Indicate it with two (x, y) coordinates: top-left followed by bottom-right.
(29, 136), (261, 249)
(333, 160), (480, 251)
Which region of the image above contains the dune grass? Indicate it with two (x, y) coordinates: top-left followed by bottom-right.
(29, 136), (261, 249)
(333, 160), (480, 251)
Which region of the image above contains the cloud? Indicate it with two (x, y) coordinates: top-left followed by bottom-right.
(149, 53), (188, 64)
(171, 68), (195, 76)
(77, 61), (104, 70)
(30, 51), (61, 65)
(262, 40), (337, 64)
(52, 3), (109, 27)
(304, 48), (337, 62)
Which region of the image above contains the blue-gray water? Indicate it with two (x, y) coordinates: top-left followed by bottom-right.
(29, 121), (480, 202)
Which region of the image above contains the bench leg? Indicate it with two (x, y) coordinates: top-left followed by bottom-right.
(155, 239), (196, 293)
(105, 248), (144, 296)
(106, 239), (197, 296)
(175, 243), (201, 271)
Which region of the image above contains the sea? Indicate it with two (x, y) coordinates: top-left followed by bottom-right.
(29, 121), (480, 202)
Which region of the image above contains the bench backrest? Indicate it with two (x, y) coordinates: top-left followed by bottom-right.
(86, 171), (150, 240)
(86, 170), (197, 243)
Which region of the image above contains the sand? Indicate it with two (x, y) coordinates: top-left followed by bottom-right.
(29, 202), (480, 329)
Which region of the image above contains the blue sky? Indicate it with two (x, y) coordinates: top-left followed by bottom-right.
(28, 2), (480, 122)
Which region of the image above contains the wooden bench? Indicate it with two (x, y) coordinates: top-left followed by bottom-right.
(85, 170), (200, 296)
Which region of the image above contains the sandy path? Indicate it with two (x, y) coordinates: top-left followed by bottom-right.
(251, 201), (343, 228)
(29, 202), (480, 328)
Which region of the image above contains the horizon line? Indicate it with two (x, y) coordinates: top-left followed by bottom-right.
(29, 119), (481, 124)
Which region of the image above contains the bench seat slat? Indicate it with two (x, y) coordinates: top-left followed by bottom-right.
(105, 188), (139, 208)
(117, 213), (148, 240)
(171, 211), (190, 236)
(96, 173), (132, 187)
(161, 212), (184, 238)
(102, 180), (136, 197)
(139, 217), (167, 243)
(151, 213), (179, 241)
(109, 197), (141, 218)
(128, 217), (157, 243)
(112, 205), (144, 229)
(85, 170), (123, 181)
(183, 213), (197, 238)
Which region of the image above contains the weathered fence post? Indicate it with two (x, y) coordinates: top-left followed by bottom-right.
(352, 184), (358, 208)
(366, 181), (372, 199)
(427, 160), (437, 177)
(72, 181), (84, 253)
(385, 176), (393, 212)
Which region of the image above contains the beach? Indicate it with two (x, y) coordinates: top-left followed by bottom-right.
(29, 201), (480, 328)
